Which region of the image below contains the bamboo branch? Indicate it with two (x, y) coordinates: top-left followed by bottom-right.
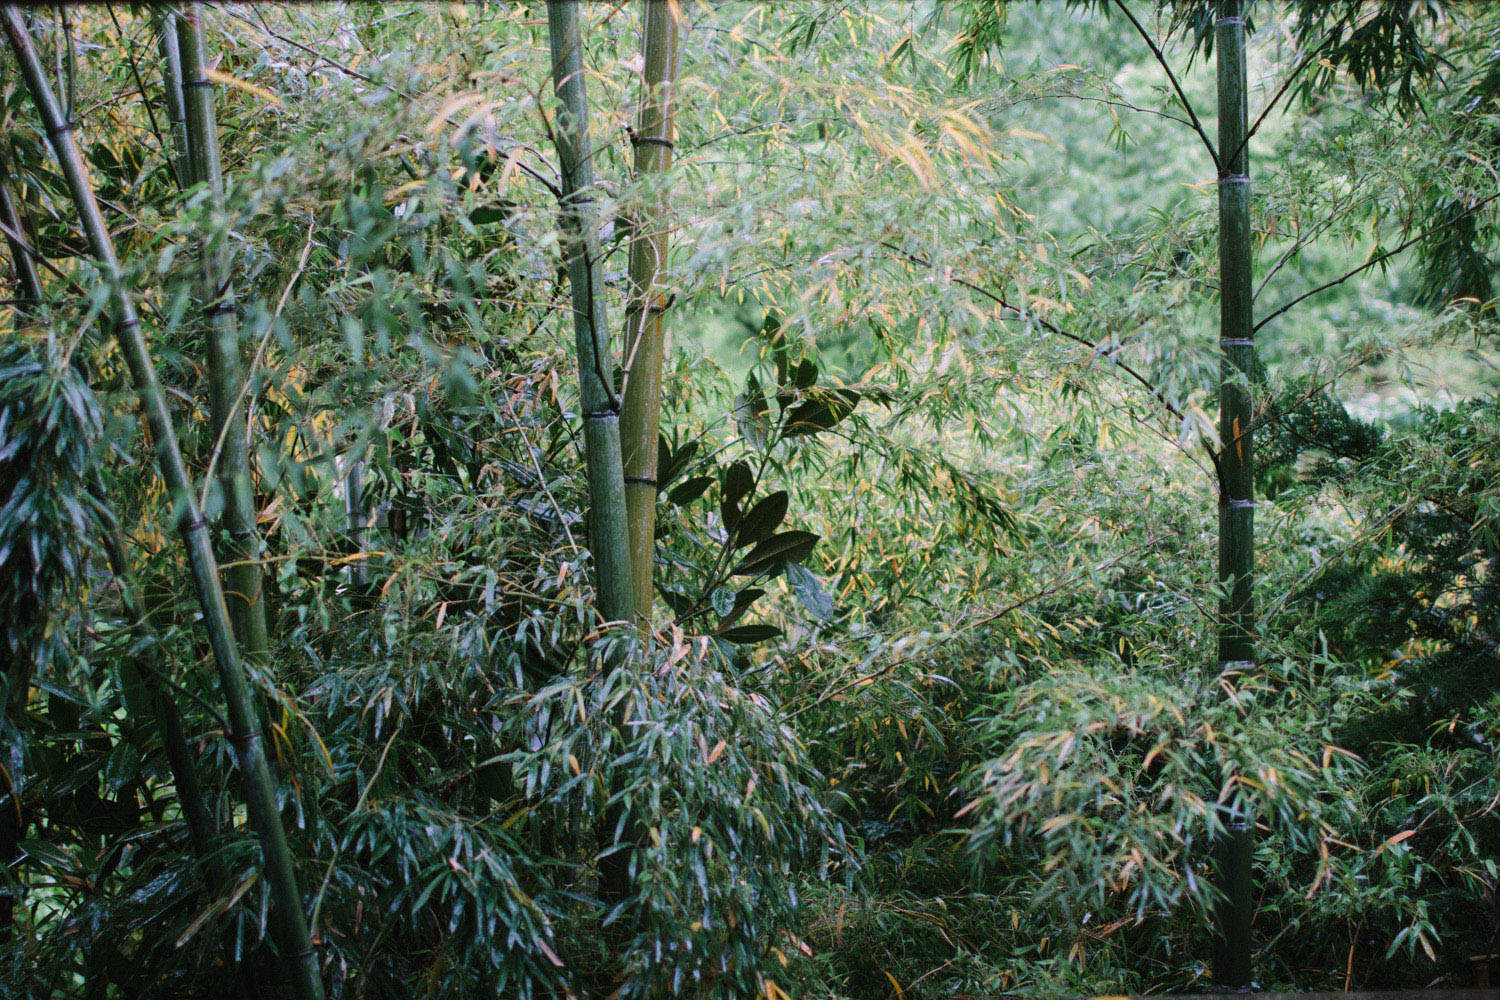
(1111, 0), (1221, 173)
(1255, 189), (1500, 332)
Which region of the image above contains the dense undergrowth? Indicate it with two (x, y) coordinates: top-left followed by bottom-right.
(1, 3), (1499, 998)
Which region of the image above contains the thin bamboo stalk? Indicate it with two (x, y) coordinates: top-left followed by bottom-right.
(618, 0), (685, 626)
(1212, 0), (1256, 988)
(0, 159), (43, 305)
(0, 10), (324, 999)
(176, 4), (270, 669)
(545, 0), (640, 953)
(545, 0), (635, 630)
(152, 9), (190, 190)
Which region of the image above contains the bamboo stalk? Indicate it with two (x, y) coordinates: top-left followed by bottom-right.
(545, 0), (640, 957)
(1211, 0), (1256, 988)
(0, 158), (43, 305)
(176, 4), (270, 670)
(545, 0), (635, 630)
(152, 9), (190, 190)
(0, 10), (324, 999)
(618, 0), (685, 626)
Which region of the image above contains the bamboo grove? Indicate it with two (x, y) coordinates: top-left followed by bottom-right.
(2, 3), (1499, 998)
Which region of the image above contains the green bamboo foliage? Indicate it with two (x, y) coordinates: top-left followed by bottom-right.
(545, 0), (635, 630)
(95, 505), (259, 1000)
(0, 10), (325, 999)
(177, 4), (270, 668)
(95, 507), (228, 891)
(619, 0), (685, 625)
(1212, 0), (1256, 988)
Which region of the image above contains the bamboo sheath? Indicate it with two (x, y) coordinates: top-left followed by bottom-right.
(0, 10), (325, 999)
(177, 4), (271, 669)
(1212, 0), (1256, 988)
(619, 0), (685, 625)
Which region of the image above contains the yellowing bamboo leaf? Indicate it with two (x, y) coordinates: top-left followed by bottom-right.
(204, 67), (281, 106)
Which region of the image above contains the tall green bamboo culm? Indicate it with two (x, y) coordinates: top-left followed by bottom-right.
(546, 0), (636, 631)
(95, 502), (259, 1000)
(0, 160), (43, 305)
(1211, 0), (1255, 988)
(545, 0), (641, 964)
(619, 0), (685, 626)
(0, 10), (325, 1000)
(177, 4), (270, 668)
(152, 9), (189, 190)
(93, 504), (227, 888)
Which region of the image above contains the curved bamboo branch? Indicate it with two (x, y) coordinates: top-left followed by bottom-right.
(1111, 0), (1221, 173)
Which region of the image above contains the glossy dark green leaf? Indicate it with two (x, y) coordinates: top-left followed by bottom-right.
(723, 461), (754, 505)
(467, 204), (509, 225)
(734, 491), (788, 548)
(793, 358), (818, 389)
(715, 623), (783, 644)
(733, 530), (820, 576)
(783, 389), (859, 438)
(667, 474), (714, 506)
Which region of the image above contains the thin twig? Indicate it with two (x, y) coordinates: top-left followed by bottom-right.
(1111, 0), (1220, 173)
(1255, 189), (1500, 332)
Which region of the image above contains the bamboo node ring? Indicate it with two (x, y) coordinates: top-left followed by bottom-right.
(1220, 498), (1256, 509)
(1219, 337), (1254, 347)
(630, 135), (675, 149)
(1218, 173), (1250, 186)
(624, 476), (657, 486)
